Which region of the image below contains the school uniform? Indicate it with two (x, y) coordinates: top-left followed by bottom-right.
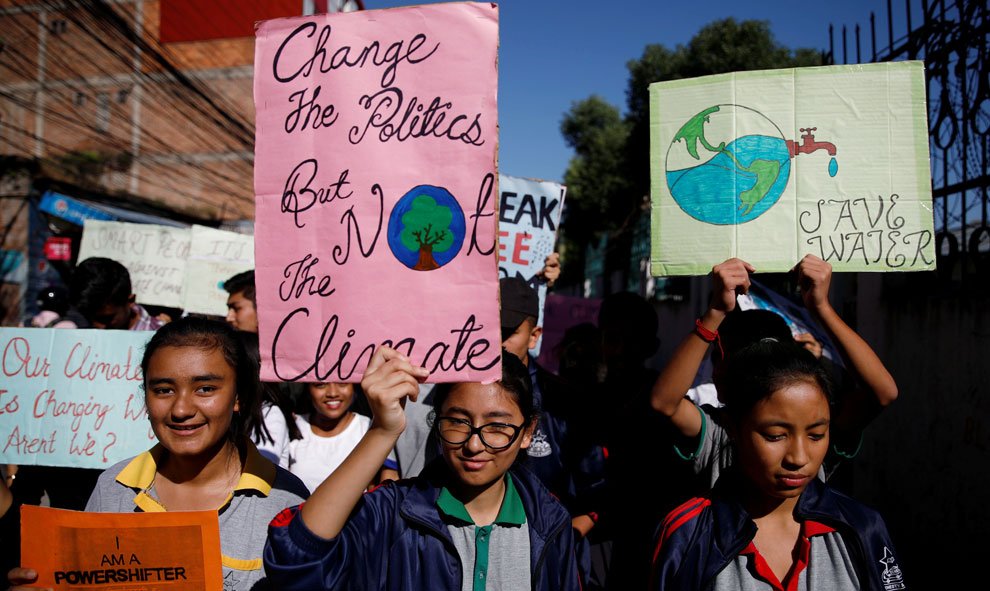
(651, 474), (907, 591)
(264, 460), (583, 591)
(525, 355), (606, 520)
(86, 441), (309, 591)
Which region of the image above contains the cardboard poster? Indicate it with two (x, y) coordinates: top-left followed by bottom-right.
(650, 61), (934, 275)
(0, 328), (156, 468)
(181, 226), (255, 316)
(78, 222), (256, 314)
(21, 505), (223, 591)
(498, 174), (566, 353)
(253, 3), (501, 383)
(78, 221), (191, 308)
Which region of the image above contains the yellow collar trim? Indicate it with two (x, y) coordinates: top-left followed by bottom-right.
(236, 441), (275, 495)
(116, 447), (163, 489)
(221, 555), (263, 571)
(133, 490), (167, 513)
(117, 441), (276, 511)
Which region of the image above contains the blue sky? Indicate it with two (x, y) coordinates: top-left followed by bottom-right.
(366, 0), (906, 183)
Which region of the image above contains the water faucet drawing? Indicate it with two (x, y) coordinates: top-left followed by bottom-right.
(786, 127), (837, 157)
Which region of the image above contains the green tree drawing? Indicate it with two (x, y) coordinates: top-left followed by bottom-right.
(400, 195), (454, 271)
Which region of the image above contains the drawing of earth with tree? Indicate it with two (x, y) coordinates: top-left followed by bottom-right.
(387, 185), (467, 271)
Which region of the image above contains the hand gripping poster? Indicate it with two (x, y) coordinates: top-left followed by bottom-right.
(253, 3), (501, 383)
(650, 61), (935, 275)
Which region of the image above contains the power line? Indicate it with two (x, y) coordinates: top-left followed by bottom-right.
(32, 2), (255, 156)
(0, 1), (257, 209)
(0, 122), (230, 210)
(78, 0), (257, 147)
(0, 85), (252, 208)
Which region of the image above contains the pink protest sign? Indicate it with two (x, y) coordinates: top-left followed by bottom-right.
(254, 3), (500, 383)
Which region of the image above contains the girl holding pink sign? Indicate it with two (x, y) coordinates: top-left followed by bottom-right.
(264, 348), (583, 590)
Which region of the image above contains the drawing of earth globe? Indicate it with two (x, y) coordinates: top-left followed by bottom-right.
(387, 185), (466, 272)
(665, 104), (791, 225)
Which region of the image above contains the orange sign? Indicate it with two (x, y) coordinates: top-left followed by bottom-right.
(21, 506), (222, 590)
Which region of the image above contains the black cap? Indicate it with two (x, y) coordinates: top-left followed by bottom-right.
(500, 277), (539, 331)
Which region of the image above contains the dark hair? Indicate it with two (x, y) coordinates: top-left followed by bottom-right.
(431, 350), (538, 427)
(712, 309), (793, 366)
(554, 322), (602, 382)
(223, 270), (256, 305)
(715, 339), (833, 423)
(235, 331), (302, 442)
(71, 257), (132, 317)
(141, 317), (262, 446)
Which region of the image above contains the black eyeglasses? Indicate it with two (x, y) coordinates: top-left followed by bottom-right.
(435, 417), (524, 450)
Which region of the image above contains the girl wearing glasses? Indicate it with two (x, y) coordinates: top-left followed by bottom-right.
(264, 347), (583, 590)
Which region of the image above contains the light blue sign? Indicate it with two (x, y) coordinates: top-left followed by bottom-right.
(498, 175), (566, 354)
(39, 190), (116, 226)
(0, 328), (157, 468)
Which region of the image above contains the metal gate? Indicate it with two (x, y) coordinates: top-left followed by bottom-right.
(826, 0), (990, 287)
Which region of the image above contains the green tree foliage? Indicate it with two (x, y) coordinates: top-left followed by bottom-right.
(625, 18), (822, 199)
(558, 96), (633, 283)
(558, 18), (822, 289)
(560, 96), (632, 243)
(400, 195), (453, 270)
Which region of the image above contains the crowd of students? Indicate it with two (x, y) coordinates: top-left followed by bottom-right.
(1, 251), (908, 590)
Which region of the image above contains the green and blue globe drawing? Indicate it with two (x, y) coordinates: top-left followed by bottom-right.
(666, 105), (791, 225)
(387, 185), (466, 271)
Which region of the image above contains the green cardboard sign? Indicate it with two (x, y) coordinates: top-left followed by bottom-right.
(650, 61), (934, 275)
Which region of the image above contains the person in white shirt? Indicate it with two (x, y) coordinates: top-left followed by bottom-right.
(289, 382), (399, 493)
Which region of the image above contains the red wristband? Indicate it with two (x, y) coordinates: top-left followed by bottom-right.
(694, 318), (718, 342)
(694, 318), (724, 359)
